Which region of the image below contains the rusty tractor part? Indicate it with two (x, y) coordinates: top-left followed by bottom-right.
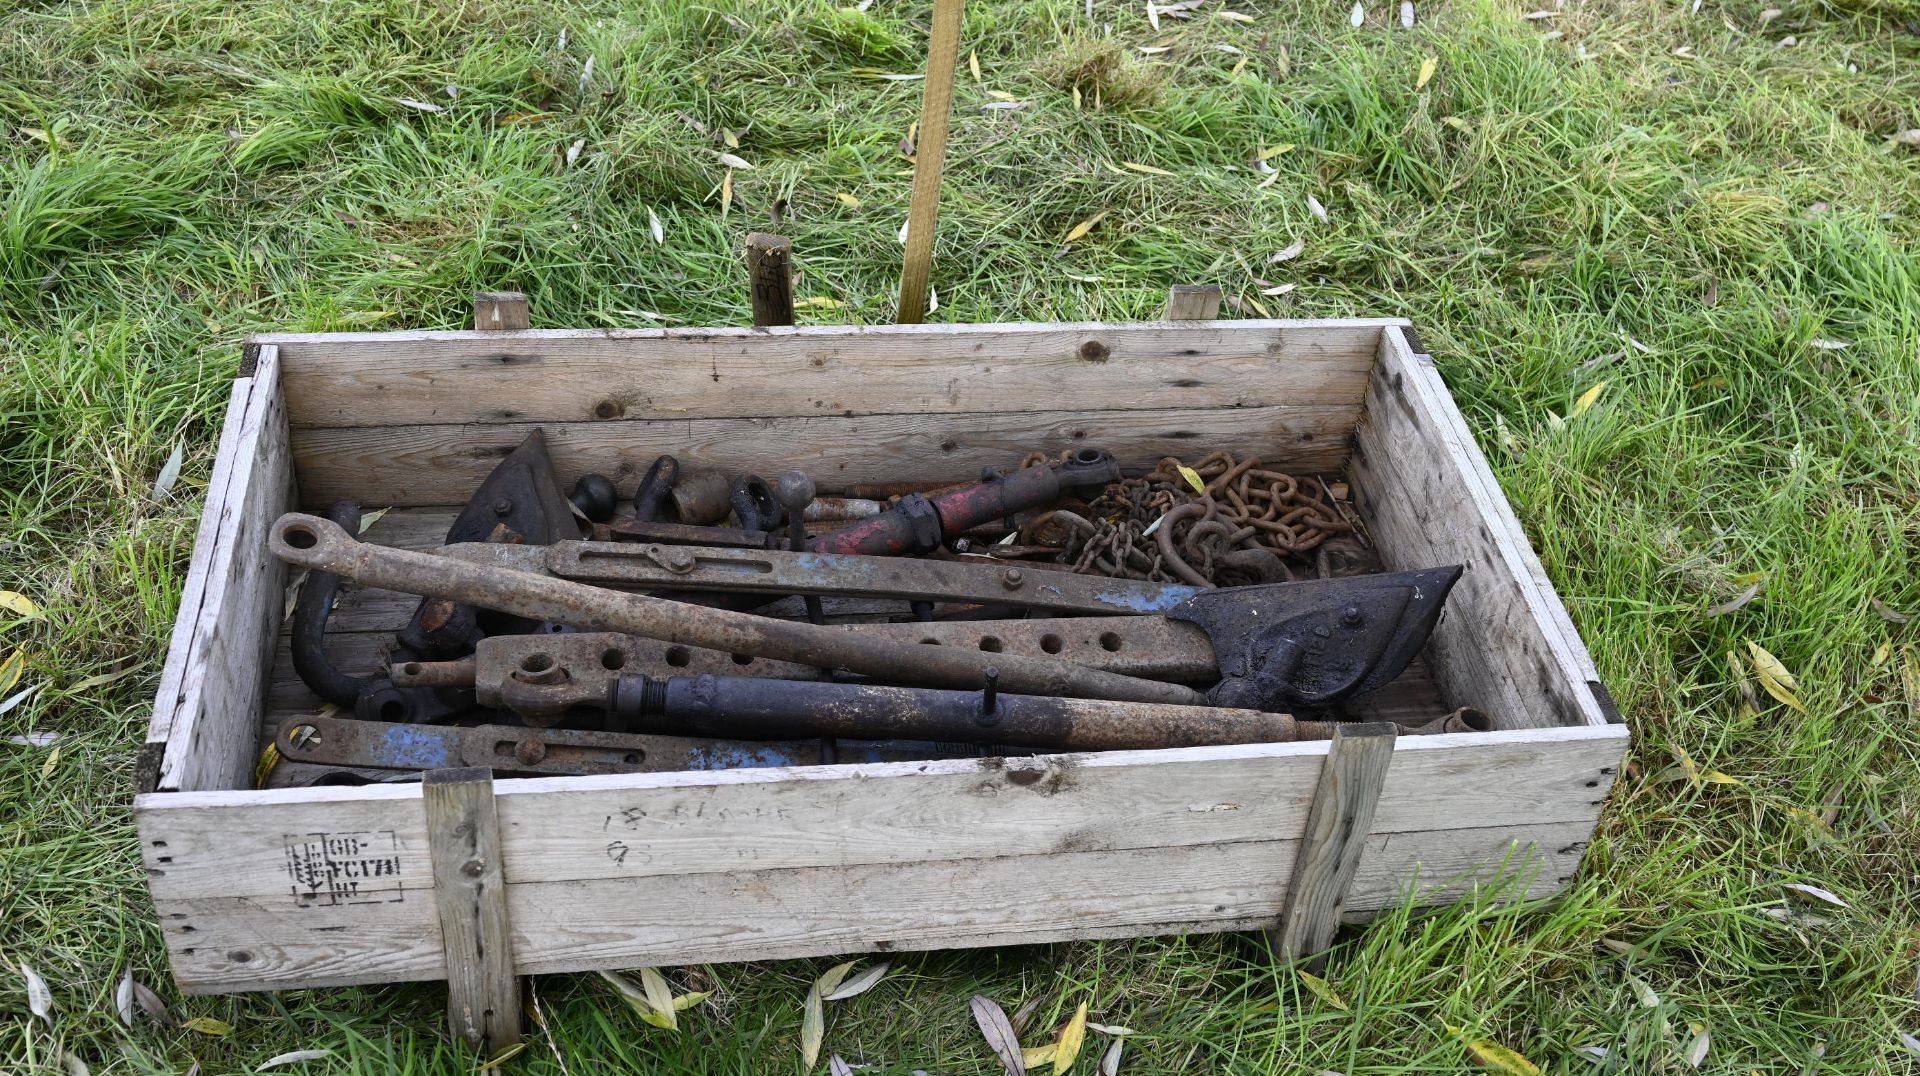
(568, 473), (619, 523)
(669, 468), (732, 525)
(599, 518), (774, 548)
(430, 540), (1459, 708)
(274, 715), (961, 775)
(438, 539), (1207, 617)
(270, 514), (1207, 706)
(631, 454), (680, 522)
(592, 673), (1311, 750)
(290, 500), (474, 724)
(811, 448), (1122, 557)
(263, 761), (424, 788)
(397, 428), (581, 658)
(289, 500), (382, 707)
(1169, 565), (1461, 708)
(399, 617), (1220, 696)
(803, 496), (885, 522)
(1401, 708), (1492, 735)
(728, 475), (783, 532)
(775, 471), (829, 628)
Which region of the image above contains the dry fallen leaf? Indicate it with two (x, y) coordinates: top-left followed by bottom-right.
(969, 50), (983, 80)
(822, 962), (890, 1001)
(1416, 55), (1437, 90)
(1176, 465), (1206, 494)
(1809, 337), (1849, 350)
(1705, 579), (1763, 617)
(1022, 1044), (1057, 1068)
(1783, 882), (1849, 908)
(1100, 1040), (1124, 1075)
(151, 442), (185, 502)
(396, 97), (445, 113)
(0, 591), (40, 617)
(23, 962), (53, 1025)
(1055, 1002), (1089, 1072)
(1625, 972), (1660, 1007)
(1120, 161), (1175, 176)
(1270, 238), (1306, 263)
(1064, 211), (1110, 243)
(830, 1055), (855, 1076)
(971, 996), (1028, 1075)
(1306, 194), (1328, 222)
(1747, 642), (1806, 712)
(640, 967), (678, 1030)
(1571, 381), (1608, 417)
(1869, 597), (1911, 623)
(649, 208), (664, 245)
(182, 1016), (234, 1036)
(1684, 1023), (1711, 1067)
(1297, 971), (1349, 1011)
(257, 1050), (334, 1071)
(720, 170), (732, 220)
(717, 152), (754, 170)
(1888, 130), (1920, 147)
(1444, 1026), (1540, 1075)
(1, 649), (28, 695)
(1349, 1), (1366, 25)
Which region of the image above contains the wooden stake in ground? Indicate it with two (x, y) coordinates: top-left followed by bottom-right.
(744, 233), (795, 327)
(895, 0), (966, 324)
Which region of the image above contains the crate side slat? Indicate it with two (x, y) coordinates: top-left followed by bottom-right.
(1350, 329), (1614, 730)
(145, 346), (295, 792)
(268, 320), (1393, 429)
(288, 405), (1355, 507)
(154, 818), (1590, 993)
(137, 729), (1620, 901)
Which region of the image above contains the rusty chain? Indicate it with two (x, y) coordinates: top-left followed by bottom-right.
(1017, 450), (1355, 587)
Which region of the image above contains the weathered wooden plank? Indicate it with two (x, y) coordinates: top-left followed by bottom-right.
(264, 321), (1394, 430)
(1165, 285), (1223, 321)
(148, 346), (295, 792)
(152, 818), (1593, 993)
(472, 292), (530, 331)
(1272, 723), (1398, 963)
(422, 768), (521, 1053)
(288, 406), (1355, 507)
(139, 727), (1619, 904)
(1348, 329), (1611, 730)
(744, 234), (795, 328)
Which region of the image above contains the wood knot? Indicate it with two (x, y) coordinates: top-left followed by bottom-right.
(593, 399), (624, 419)
(1078, 340), (1111, 362)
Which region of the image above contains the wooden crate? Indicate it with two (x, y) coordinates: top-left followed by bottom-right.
(135, 315), (1626, 1001)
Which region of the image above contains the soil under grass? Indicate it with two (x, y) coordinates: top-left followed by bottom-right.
(2, 0), (1918, 1071)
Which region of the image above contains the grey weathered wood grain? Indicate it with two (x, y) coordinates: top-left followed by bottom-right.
(265, 320), (1395, 429)
(472, 292), (530, 331)
(146, 346), (294, 792)
(1272, 722), (1398, 963)
(288, 405), (1355, 507)
(745, 234), (795, 327)
(1347, 327), (1611, 730)
(423, 768), (521, 1053)
(1165, 285), (1223, 321)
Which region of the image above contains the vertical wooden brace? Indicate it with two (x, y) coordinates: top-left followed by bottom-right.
(1271, 722), (1398, 968)
(1165, 284), (1222, 321)
(895, 0), (967, 324)
(473, 292), (531, 331)
(423, 767), (522, 1054)
(744, 234), (796, 327)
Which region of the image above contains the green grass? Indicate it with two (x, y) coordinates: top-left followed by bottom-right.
(3, 0), (1919, 1070)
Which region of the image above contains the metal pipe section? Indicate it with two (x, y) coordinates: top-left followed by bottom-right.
(609, 673), (1296, 751)
(811, 449), (1121, 556)
(269, 514), (1205, 706)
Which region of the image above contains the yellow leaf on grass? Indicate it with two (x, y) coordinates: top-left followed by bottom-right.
(181, 1017), (233, 1036)
(1023, 1044), (1057, 1067)
(1571, 381), (1608, 417)
(477, 1041), (527, 1069)
(969, 50), (983, 80)
(1416, 55), (1438, 90)
(836, 192), (861, 207)
(1258, 144), (1295, 160)
(796, 297), (845, 310)
(639, 967), (677, 1030)
(1443, 1025), (1541, 1075)
(671, 989), (713, 1011)
(1731, 569), (1766, 585)
(1298, 970), (1349, 1011)
(1065, 211), (1109, 242)
(254, 742), (282, 789)
(40, 745), (59, 779)
(1120, 161), (1175, 176)
(1871, 641), (1892, 666)
(1746, 641), (1805, 712)
(1055, 1001), (1089, 1072)
(0, 649), (24, 694)
(720, 170), (732, 220)
(1700, 770), (1742, 785)
(0, 591), (40, 617)
(1177, 465), (1206, 495)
